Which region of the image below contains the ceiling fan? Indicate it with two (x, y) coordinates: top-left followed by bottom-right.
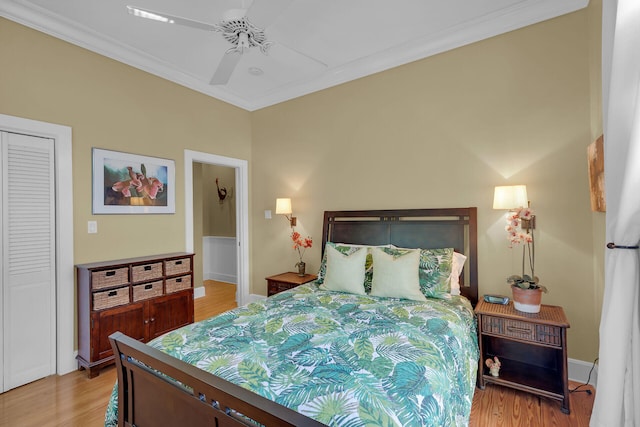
(126, 0), (325, 86)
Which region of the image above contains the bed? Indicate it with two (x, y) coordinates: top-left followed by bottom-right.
(105, 207), (479, 427)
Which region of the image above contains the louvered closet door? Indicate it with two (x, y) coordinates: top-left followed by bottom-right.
(1, 131), (56, 392)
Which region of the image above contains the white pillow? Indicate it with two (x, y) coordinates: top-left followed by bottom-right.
(449, 252), (467, 296)
(319, 245), (367, 295)
(370, 247), (426, 302)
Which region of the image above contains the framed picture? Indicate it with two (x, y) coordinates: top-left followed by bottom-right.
(92, 148), (175, 214)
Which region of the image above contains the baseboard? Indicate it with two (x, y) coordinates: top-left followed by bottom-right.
(204, 272), (237, 284)
(60, 351), (79, 376)
(194, 286), (206, 299)
(568, 357), (598, 387)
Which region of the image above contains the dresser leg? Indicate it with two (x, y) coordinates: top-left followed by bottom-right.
(88, 366), (100, 378)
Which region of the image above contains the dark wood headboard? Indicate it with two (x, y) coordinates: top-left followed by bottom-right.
(321, 208), (478, 305)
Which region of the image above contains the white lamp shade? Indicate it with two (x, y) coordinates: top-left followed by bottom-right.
(275, 198), (292, 215)
(493, 185), (528, 209)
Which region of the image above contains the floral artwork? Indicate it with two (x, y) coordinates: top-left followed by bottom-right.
(92, 148), (175, 214)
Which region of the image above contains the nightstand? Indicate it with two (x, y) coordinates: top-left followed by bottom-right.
(475, 299), (571, 414)
(265, 272), (317, 296)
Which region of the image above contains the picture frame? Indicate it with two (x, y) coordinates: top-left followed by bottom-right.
(92, 148), (175, 214)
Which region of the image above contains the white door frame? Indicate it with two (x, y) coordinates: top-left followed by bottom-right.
(184, 150), (249, 305)
(0, 114), (75, 375)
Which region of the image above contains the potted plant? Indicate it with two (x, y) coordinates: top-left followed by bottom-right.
(504, 207), (547, 313)
(291, 231), (312, 276)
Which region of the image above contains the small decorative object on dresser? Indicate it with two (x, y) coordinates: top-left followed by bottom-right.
(291, 231), (312, 276)
(475, 298), (571, 414)
(76, 252), (194, 378)
(265, 272), (317, 296)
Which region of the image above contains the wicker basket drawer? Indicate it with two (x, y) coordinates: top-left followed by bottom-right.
(536, 324), (562, 347)
(482, 316), (536, 343)
(91, 268), (129, 290)
(165, 258), (191, 276)
(93, 286), (130, 310)
(132, 262), (163, 283)
(166, 275), (191, 293)
(132, 280), (163, 302)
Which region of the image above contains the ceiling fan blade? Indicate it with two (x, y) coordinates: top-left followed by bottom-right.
(126, 5), (218, 32)
(274, 42), (328, 70)
(210, 52), (242, 85)
(245, 0), (293, 29)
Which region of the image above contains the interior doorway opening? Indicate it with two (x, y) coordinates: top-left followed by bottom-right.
(184, 150), (249, 306)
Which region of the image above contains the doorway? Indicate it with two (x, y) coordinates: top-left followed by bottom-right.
(197, 163), (237, 286)
(184, 150), (249, 306)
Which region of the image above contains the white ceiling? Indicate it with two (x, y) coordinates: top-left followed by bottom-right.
(1, 0), (588, 111)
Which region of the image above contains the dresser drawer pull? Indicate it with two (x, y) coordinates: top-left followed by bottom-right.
(108, 290), (117, 297)
(507, 326), (532, 334)
(144, 284), (152, 290)
(175, 260), (183, 265)
(176, 278), (182, 283)
(144, 265), (152, 271)
(106, 271), (116, 277)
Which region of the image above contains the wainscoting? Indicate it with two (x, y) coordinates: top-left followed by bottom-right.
(202, 236), (237, 284)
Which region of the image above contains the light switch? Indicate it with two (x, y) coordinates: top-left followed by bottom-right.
(88, 220), (98, 234)
(264, 210), (272, 219)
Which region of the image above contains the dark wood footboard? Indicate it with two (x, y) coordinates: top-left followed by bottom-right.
(109, 332), (325, 427)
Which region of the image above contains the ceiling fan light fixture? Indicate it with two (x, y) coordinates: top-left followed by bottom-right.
(238, 32), (250, 51)
(126, 6), (174, 24)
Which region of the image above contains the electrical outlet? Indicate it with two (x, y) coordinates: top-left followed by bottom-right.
(88, 221), (98, 234)
(265, 210), (272, 219)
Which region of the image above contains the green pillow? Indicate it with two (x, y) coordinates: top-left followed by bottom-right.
(370, 247), (426, 302)
(319, 245), (367, 295)
(387, 246), (455, 298)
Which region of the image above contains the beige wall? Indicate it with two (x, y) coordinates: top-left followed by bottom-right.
(1, 2), (604, 364)
(251, 8), (601, 362)
(0, 17), (251, 283)
(202, 164), (236, 237)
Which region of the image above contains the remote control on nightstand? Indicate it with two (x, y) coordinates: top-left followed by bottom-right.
(483, 294), (510, 304)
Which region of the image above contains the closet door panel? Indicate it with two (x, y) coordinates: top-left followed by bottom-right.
(1, 131), (56, 391)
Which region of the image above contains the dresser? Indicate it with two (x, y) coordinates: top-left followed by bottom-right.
(475, 299), (571, 414)
(76, 252), (194, 378)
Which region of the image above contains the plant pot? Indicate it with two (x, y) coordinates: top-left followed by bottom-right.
(511, 285), (543, 313)
(296, 261), (306, 277)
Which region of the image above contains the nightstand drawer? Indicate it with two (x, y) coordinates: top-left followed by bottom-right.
(536, 324), (563, 346)
(268, 281), (296, 295)
(482, 315), (562, 347)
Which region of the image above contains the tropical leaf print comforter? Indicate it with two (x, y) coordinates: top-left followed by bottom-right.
(105, 283), (479, 427)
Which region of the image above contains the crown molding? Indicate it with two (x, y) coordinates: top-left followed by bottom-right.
(1, 0), (588, 111)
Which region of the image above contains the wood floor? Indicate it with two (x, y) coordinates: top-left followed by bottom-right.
(0, 280), (594, 426)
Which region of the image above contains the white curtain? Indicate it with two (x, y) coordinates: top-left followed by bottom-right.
(590, 1), (640, 426)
